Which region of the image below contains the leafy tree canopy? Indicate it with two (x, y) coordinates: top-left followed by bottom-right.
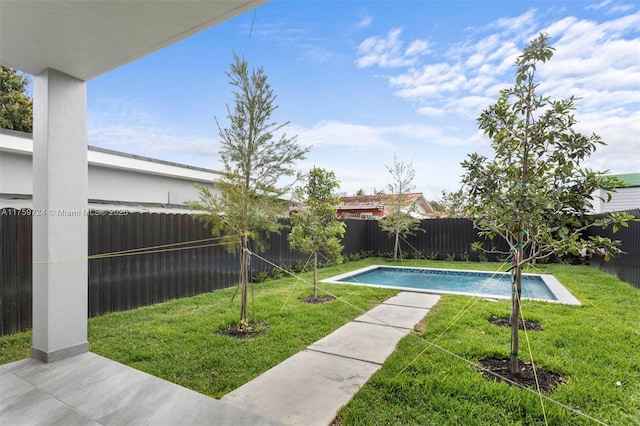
(438, 189), (469, 218)
(188, 53), (309, 328)
(289, 167), (346, 296)
(0, 66), (33, 133)
(189, 53), (309, 254)
(462, 33), (632, 264)
(461, 33), (634, 374)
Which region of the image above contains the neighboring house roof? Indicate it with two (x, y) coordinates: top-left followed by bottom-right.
(338, 193), (436, 217)
(0, 128), (222, 212)
(613, 173), (640, 188)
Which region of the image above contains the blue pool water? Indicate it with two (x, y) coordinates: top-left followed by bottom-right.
(328, 266), (558, 301)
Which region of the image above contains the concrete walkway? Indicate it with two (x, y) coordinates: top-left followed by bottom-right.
(0, 352), (279, 426)
(0, 292), (439, 426)
(222, 292), (440, 426)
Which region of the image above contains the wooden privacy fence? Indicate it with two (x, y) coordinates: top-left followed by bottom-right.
(1, 208), (638, 336)
(1, 210), (31, 335)
(88, 212), (238, 317)
(0, 209), (320, 336)
(586, 209), (639, 290)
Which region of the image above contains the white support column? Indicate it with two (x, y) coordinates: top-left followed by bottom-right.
(31, 68), (89, 363)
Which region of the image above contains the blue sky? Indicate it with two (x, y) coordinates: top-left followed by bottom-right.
(87, 0), (640, 200)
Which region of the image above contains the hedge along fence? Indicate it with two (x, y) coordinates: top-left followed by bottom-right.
(1, 208), (637, 336)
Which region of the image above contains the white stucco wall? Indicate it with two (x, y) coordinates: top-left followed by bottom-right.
(88, 165), (209, 205)
(0, 143), (32, 195)
(0, 129), (221, 207)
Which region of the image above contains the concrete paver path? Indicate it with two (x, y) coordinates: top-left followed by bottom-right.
(222, 292), (440, 426)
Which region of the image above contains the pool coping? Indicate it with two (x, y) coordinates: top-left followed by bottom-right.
(321, 265), (581, 306)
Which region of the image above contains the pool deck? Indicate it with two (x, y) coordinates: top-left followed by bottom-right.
(322, 265), (581, 305)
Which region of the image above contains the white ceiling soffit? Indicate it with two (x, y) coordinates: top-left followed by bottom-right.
(0, 0), (267, 81)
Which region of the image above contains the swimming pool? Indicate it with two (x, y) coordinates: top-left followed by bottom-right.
(322, 265), (580, 305)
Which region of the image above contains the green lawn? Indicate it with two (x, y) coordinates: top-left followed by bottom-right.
(335, 261), (640, 425)
(1, 258), (638, 425)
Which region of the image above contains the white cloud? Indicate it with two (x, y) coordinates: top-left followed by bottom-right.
(578, 110), (640, 173)
(290, 121), (393, 150)
(346, 5), (638, 195)
(357, 28), (430, 68)
(483, 82), (511, 97)
(417, 106), (445, 117)
(239, 19), (331, 66)
(88, 101), (219, 169)
(584, 1), (637, 15)
(491, 8), (538, 35)
(302, 45), (332, 64)
(355, 8), (638, 172)
(405, 39), (431, 57)
(242, 21), (309, 44)
(390, 63), (468, 98)
(608, 4), (636, 14)
(355, 13), (373, 29)
(466, 53), (485, 68)
(299, 122), (486, 196)
(291, 120), (480, 151)
(444, 95), (496, 118)
(586, 0), (614, 11)
(385, 30), (520, 115)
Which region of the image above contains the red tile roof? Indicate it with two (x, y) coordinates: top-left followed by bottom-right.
(339, 193), (434, 213)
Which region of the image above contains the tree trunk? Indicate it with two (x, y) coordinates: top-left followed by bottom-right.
(240, 246), (249, 325)
(313, 251), (318, 298)
(510, 241), (523, 375)
(393, 230), (400, 262)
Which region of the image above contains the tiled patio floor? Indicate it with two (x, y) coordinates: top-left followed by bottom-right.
(0, 352), (279, 425)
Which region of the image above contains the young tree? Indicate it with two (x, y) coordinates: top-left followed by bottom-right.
(189, 53), (309, 332)
(289, 167), (346, 298)
(439, 189), (468, 218)
(378, 154), (423, 261)
(461, 33), (633, 375)
(1, 66), (33, 133)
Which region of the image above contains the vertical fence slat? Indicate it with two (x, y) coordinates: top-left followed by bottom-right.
(132, 213), (143, 309)
(17, 211), (32, 331)
(166, 214), (176, 299)
(88, 213), (101, 317)
(122, 212), (133, 311)
(158, 213), (167, 302)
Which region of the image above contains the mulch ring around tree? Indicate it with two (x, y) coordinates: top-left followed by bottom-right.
(479, 356), (566, 391)
(300, 295), (335, 304)
(216, 321), (269, 339)
(488, 315), (544, 331)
